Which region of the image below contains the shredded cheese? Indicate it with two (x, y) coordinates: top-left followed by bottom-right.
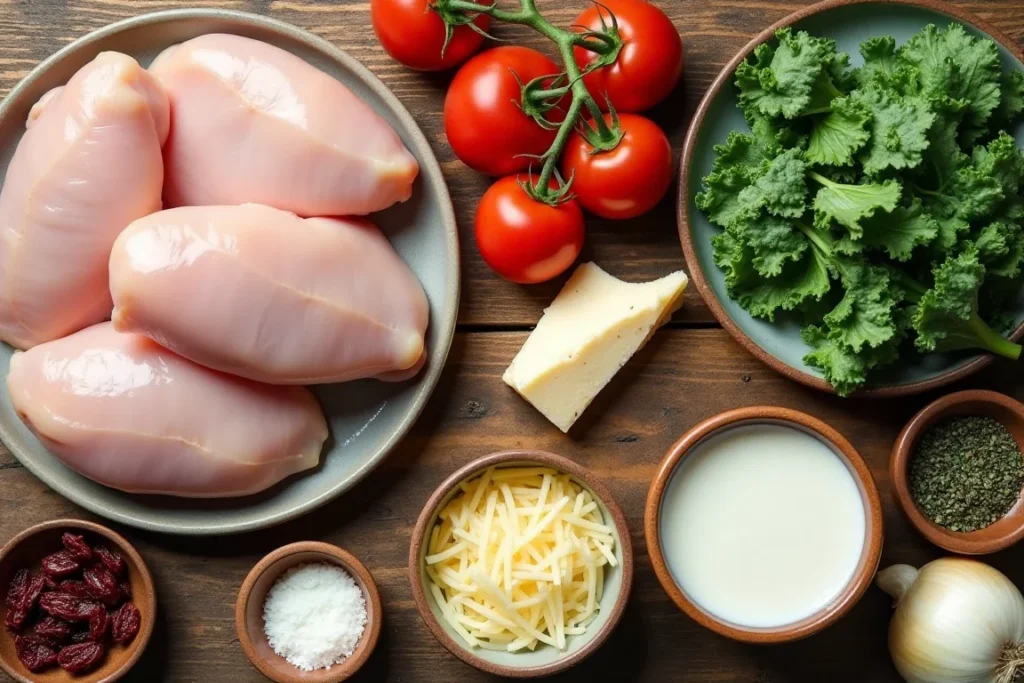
(424, 466), (617, 652)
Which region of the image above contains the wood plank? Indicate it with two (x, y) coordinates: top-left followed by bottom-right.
(2, 0), (1018, 327)
(2, 0), (1024, 681)
(4, 328), (1024, 681)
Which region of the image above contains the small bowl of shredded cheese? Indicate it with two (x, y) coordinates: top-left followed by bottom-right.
(409, 450), (634, 677)
(235, 542), (382, 683)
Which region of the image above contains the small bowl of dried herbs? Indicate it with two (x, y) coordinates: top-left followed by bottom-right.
(891, 390), (1024, 554)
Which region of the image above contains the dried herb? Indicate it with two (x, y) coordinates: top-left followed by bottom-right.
(909, 416), (1024, 532)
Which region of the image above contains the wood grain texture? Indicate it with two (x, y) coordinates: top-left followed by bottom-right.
(0, 0), (1023, 681)
(4, 329), (1024, 682)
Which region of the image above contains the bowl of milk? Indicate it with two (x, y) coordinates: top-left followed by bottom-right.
(643, 407), (883, 643)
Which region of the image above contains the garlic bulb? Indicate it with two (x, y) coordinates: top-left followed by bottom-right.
(877, 558), (1024, 683)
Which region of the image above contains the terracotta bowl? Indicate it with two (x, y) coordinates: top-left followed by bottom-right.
(0, 519), (156, 683)
(235, 542), (381, 683)
(891, 390), (1024, 554)
(644, 407), (883, 644)
(408, 450), (634, 677)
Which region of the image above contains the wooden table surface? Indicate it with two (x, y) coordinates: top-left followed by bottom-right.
(1, 0), (1024, 681)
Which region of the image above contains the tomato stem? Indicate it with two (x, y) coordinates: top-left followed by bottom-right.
(535, 95), (584, 191)
(441, 0), (622, 204)
(529, 86), (570, 100)
(556, 36), (609, 135)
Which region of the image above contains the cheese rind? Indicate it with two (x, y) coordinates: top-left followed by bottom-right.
(503, 263), (688, 432)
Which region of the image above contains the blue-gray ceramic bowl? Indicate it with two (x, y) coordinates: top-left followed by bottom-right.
(678, 0), (1024, 396)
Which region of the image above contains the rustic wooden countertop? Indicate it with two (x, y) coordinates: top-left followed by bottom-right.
(2, 0), (1024, 681)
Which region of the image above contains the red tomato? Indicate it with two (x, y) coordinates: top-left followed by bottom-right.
(561, 113), (673, 219)
(475, 176), (585, 284)
(372, 0), (489, 71)
(445, 47), (563, 176)
(572, 0), (683, 112)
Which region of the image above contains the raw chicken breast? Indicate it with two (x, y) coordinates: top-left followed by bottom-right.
(0, 52), (169, 350)
(109, 204), (429, 384)
(151, 34), (419, 216)
(7, 323), (328, 498)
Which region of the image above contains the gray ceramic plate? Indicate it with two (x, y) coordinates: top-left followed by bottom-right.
(679, 0), (1024, 396)
(0, 10), (459, 534)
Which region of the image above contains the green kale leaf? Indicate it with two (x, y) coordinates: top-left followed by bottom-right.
(802, 323), (902, 396)
(807, 96), (871, 166)
(899, 23), (1002, 145)
(974, 221), (1024, 279)
(861, 198), (939, 261)
(712, 231), (831, 321)
(996, 70), (1024, 126)
(822, 259), (902, 352)
(853, 87), (935, 175)
(811, 172), (901, 238)
(912, 246), (1022, 358)
(735, 28), (836, 119)
(855, 36), (899, 89)
(971, 131), (1024, 199)
(737, 148), (809, 218)
(736, 216), (809, 277)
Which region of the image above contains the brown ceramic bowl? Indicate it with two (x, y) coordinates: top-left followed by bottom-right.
(409, 450), (634, 677)
(891, 390), (1024, 554)
(644, 407), (883, 644)
(0, 519), (156, 683)
(235, 542), (381, 683)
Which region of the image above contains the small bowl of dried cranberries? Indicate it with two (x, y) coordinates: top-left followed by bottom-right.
(0, 519), (155, 683)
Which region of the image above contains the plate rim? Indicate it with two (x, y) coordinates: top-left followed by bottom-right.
(0, 8), (460, 535)
(676, 0), (1024, 398)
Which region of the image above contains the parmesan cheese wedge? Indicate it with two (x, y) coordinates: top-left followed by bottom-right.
(503, 263), (688, 432)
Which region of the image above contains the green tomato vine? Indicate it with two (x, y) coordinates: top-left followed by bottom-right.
(433, 0), (626, 204)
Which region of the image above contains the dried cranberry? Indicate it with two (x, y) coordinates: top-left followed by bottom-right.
(120, 581), (132, 601)
(61, 533), (93, 562)
(56, 641), (105, 673)
(14, 634), (58, 672)
(41, 551), (80, 578)
(93, 545), (125, 577)
(83, 564), (120, 606)
(5, 569), (29, 608)
(39, 593), (100, 622)
(57, 580), (92, 599)
(111, 603), (141, 644)
(43, 574), (58, 590)
(87, 608), (109, 641)
(5, 573), (46, 632)
(34, 615), (72, 641)
(21, 574), (45, 609)
(4, 604), (29, 632)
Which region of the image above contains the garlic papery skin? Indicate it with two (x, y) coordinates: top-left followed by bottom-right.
(877, 558), (1024, 683)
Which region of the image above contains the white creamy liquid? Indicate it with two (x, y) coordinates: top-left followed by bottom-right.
(660, 423), (866, 628)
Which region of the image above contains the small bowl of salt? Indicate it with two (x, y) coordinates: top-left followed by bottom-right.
(235, 542), (382, 683)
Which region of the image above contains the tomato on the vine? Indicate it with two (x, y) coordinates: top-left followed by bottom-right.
(475, 176), (584, 284)
(372, 0), (489, 71)
(572, 0), (683, 112)
(561, 113), (673, 219)
(445, 46), (564, 176)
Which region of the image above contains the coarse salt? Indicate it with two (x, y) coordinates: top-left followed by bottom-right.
(262, 562), (367, 671)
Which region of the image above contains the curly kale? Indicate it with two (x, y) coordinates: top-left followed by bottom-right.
(697, 24), (1024, 394)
